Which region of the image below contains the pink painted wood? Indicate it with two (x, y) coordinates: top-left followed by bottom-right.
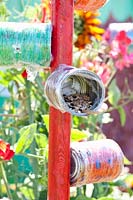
(48, 0), (73, 199)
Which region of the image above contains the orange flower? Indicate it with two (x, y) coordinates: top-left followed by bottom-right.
(74, 11), (104, 49)
(0, 139), (14, 161)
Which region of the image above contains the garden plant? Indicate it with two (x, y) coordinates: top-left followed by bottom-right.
(0, 0), (133, 199)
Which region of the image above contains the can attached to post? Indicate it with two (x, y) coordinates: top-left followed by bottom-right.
(0, 22), (51, 68)
(70, 139), (124, 187)
(44, 64), (105, 116)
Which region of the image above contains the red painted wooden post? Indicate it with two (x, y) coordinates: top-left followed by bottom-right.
(48, 0), (73, 199)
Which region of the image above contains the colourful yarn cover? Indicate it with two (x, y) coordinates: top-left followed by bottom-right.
(0, 22), (51, 67)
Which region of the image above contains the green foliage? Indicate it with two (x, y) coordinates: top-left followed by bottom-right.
(0, 1), (133, 200)
(118, 106), (126, 127)
(20, 187), (34, 200)
(0, 69), (49, 199)
(35, 133), (48, 149)
(74, 195), (95, 200)
(71, 129), (89, 141)
(0, 0), (10, 21)
(97, 198), (114, 200)
(108, 79), (121, 107)
(24, 4), (42, 21)
(16, 123), (37, 153)
(92, 183), (113, 198)
(124, 156), (133, 165)
(42, 114), (49, 132)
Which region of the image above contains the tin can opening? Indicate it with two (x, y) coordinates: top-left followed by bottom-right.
(61, 73), (104, 116)
(70, 149), (81, 185)
(44, 65), (105, 116)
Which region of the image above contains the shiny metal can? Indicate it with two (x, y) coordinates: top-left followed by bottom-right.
(70, 139), (124, 187)
(44, 64), (105, 116)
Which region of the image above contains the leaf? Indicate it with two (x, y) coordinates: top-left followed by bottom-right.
(0, 71), (9, 87)
(39, 190), (47, 200)
(73, 50), (82, 67)
(118, 106), (126, 126)
(42, 114), (49, 132)
(16, 123), (37, 153)
(108, 79), (121, 106)
(124, 156), (133, 165)
(75, 195), (95, 200)
(35, 133), (48, 148)
(70, 197), (76, 200)
(20, 187), (34, 200)
(71, 129), (89, 142)
(98, 198), (114, 200)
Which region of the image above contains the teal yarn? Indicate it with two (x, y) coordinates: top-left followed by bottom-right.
(0, 22), (51, 67)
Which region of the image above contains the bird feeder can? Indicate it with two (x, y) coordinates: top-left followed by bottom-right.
(0, 22), (51, 68)
(44, 64), (105, 116)
(70, 139), (124, 187)
(74, 0), (107, 11)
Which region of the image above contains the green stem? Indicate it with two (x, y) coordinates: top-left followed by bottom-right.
(25, 79), (39, 200)
(0, 162), (13, 200)
(18, 153), (45, 160)
(25, 79), (34, 123)
(77, 187), (82, 196)
(105, 69), (116, 88)
(91, 183), (99, 198)
(107, 99), (132, 112)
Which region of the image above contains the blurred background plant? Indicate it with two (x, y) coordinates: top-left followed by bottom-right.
(0, 0), (133, 199)
(74, 11), (105, 49)
(0, 0), (10, 21)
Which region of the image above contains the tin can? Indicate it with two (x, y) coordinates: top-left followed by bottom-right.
(70, 139), (124, 187)
(0, 22), (51, 67)
(44, 64), (105, 116)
